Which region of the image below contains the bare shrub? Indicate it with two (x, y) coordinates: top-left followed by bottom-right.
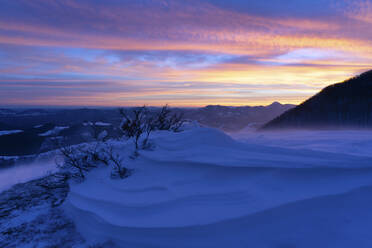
(153, 105), (172, 130)
(104, 145), (128, 179)
(168, 111), (185, 132)
(55, 139), (128, 181)
(56, 143), (97, 181)
(153, 105), (185, 132)
(142, 115), (156, 149)
(119, 106), (147, 150)
(119, 105), (185, 151)
(85, 124), (109, 165)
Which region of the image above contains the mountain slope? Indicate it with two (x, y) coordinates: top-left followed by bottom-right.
(262, 70), (372, 130)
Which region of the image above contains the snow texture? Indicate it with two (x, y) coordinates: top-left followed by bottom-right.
(64, 126), (372, 248)
(0, 174), (85, 248)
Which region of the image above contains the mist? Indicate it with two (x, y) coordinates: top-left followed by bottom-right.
(0, 158), (57, 192)
(228, 128), (372, 157)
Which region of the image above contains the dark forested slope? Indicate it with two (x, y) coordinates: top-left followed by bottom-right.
(262, 70), (372, 129)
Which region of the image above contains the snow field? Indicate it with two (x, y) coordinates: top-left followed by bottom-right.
(64, 127), (372, 247)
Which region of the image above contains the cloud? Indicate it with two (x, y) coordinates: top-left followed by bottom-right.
(0, 0), (368, 54)
(0, 0), (371, 106)
(261, 48), (363, 66)
(343, 0), (372, 24)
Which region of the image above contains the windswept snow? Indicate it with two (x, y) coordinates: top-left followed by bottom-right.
(230, 129), (372, 157)
(0, 130), (23, 136)
(38, 126), (68, 136)
(64, 127), (372, 247)
(0, 159), (58, 192)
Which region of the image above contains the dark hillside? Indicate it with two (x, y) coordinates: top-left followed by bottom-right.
(262, 70), (372, 130)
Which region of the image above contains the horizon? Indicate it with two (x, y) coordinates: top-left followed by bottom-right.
(1, 0), (372, 106)
(0, 101), (294, 109)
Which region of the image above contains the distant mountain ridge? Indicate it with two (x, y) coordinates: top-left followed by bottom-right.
(183, 102), (295, 131)
(262, 70), (372, 130)
(0, 103), (294, 157)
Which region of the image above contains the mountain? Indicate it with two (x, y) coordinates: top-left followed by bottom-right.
(0, 103), (294, 157)
(183, 102), (295, 131)
(262, 70), (372, 130)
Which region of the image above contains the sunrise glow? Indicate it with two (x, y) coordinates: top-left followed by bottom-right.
(1, 0), (372, 107)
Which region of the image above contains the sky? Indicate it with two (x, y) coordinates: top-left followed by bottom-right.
(0, 0), (372, 107)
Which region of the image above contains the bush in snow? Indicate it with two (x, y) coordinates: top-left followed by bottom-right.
(119, 106), (147, 150)
(104, 145), (128, 179)
(56, 144), (98, 181)
(152, 105), (185, 132)
(55, 137), (128, 182)
(119, 105), (185, 151)
(142, 115), (156, 149)
(85, 124), (110, 165)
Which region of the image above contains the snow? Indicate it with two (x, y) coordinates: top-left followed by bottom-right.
(94, 122), (112, 126)
(0, 155), (19, 161)
(82, 121), (112, 126)
(230, 129), (372, 157)
(5, 204), (47, 229)
(64, 126), (372, 247)
(0, 159), (58, 192)
(38, 126), (68, 136)
(0, 130), (23, 136)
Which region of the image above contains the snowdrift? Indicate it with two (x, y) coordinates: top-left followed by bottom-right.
(64, 127), (372, 247)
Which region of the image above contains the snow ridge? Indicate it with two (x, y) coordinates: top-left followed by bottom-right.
(64, 127), (372, 247)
